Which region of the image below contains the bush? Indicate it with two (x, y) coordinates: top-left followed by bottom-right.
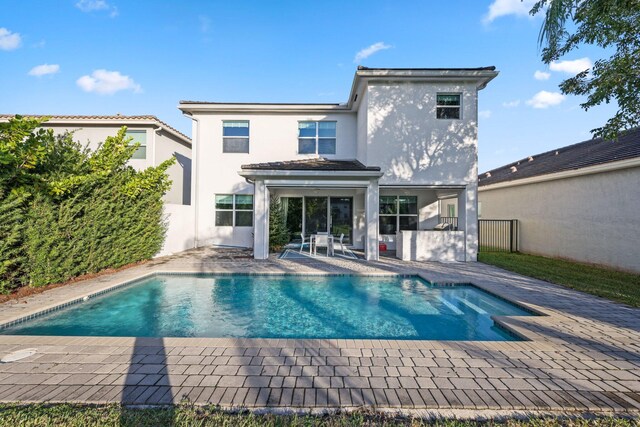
(0, 116), (174, 291)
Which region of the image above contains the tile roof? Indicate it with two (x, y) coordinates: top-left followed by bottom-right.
(241, 158), (381, 171)
(479, 127), (640, 187)
(0, 114), (191, 143)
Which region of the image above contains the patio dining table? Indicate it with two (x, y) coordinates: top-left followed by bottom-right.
(310, 234), (334, 256)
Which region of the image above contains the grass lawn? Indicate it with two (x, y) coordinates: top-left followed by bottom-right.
(0, 404), (637, 426)
(478, 252), (640, 308)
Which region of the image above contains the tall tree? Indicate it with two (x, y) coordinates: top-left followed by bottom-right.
(531, 0), (640, 140)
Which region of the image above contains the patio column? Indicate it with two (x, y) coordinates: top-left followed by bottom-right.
(458, 182), (478, 261)
(253, 179), (270, 259)
(365, 179), (379, 261)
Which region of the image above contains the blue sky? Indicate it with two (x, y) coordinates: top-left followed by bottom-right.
(1, 0), (616, 172)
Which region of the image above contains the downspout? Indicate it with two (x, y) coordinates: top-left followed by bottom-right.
(182, 111), (200, 248)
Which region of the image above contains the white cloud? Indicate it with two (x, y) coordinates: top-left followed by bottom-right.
(354, 42), (392, 63)
(478, 110), (492, 119)
(502, 100), (520, 108)
(0, 28), (21, 50)
(549, 57), (592, 74)
(28, 64), (60, 77)
(76, 69), (141, 95)
(534, 70), (550, 80)
(483, 0), (536, 24)
(526, 90), (565, 109)
(75, 0), (118, 17)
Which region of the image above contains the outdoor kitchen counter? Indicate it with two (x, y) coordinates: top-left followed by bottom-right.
(396, 230), (465, 262)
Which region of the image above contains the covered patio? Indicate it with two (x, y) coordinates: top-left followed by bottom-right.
(239, 158), (477, 262)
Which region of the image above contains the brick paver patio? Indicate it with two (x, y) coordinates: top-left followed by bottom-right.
(0, 248), (638, 416)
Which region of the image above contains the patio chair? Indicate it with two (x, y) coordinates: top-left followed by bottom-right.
(335, 233), (346, 255)
(313, 233), (334, 256)
(299, 233), (309, 253)
(434, 222), (451, 231)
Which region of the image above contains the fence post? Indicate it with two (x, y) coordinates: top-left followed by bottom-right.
(509, 220), (513, 253)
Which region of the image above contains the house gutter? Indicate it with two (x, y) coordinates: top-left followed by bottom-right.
(182, 111), (200, 248)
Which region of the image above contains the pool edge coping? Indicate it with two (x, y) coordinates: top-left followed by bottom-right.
(0, 271), (548, 344)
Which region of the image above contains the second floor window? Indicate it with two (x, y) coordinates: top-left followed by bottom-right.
(436, 94), (461, 119)
(126, 130), (147, 159)
(298, 121), (336, 155)
(223, 121), (249, 153)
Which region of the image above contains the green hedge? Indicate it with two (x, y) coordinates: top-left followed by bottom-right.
(0, 116), (174, 292)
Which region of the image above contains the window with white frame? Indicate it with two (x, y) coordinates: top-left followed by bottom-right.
(125, 130), (147, 159)
(298, 121), (336, 155)
(436, 94), (461, 119)
(222, 121), (250, 153)
(379, 196), (418, 234)
(215, 194), (253, 226)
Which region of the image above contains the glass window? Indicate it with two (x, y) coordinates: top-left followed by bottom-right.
(215, 194), (253, 227)
(379, 195), (419, 234)
(235, 211), (253, 227)
(298, 121), (337, 154)
(398, 196), (417, 215)
(235, 195), (253, 210)
(399, 216), (418, 231)
(126, 130), (147, 159)
(215, 211), (233, 226)
(223, 121), (249, 153)
(215, 194), (234, 210)
(298, 139), (316, 154)
(379, 196), (397, 215)
(379, 216), (397, 235)
(436, 94), (461, 119)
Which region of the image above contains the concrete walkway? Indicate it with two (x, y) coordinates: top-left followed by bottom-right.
(0, 248), (638, 416)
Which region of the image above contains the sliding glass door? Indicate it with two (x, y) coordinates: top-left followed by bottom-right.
(282, 196), (353, 244)
(304, 197), (328, 235)
(330, 197), (352, 244)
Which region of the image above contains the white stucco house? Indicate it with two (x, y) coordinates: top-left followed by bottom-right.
(0, 114), (192, 205)
(478, 128), (640, 273)
(179, 66), (498, 261)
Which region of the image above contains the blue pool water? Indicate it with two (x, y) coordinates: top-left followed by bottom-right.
(0, 275), (533, 341)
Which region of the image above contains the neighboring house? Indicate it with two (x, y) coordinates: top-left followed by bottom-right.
(0, 115), (192, 205)
(478, 128), (640, 273)
(179, 66), (498, 261)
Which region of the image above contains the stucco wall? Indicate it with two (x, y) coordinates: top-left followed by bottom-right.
(365, 82), (478, 186)
(192, 113), (357, 247)
(157, 204), (195, 257)
(155, 131), (192, 205)
(479, 166), (640, 272)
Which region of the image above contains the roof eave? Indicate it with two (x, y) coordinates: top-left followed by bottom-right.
(346, 68), (500, 109)
(238, 169), (384, 178)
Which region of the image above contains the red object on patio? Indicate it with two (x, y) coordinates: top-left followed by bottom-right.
(379, 243), (387, 251)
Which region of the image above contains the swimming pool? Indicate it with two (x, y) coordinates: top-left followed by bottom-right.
(0, 274), (534, 341)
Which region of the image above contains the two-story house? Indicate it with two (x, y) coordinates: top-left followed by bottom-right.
(179, 66), (497, 261)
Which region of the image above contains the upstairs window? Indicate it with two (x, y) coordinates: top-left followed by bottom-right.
(126, 130), (147, 159)
(298, 121), (336, 155)
(436, 94), (461, 119)
(223, 121), (249, 153)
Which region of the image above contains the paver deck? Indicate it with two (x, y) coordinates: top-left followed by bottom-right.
(0, 248), (638, 416)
